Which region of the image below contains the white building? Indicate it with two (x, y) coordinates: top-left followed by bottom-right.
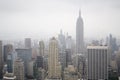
(48, 37), (61, 79)
(14, 58), (24, 80)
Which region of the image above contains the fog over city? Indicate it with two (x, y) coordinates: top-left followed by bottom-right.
(0, 0), (120, 40)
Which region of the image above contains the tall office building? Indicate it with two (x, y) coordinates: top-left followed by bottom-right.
(25, 38), (31, 49)
(15, 48), (32, 75)
(7, 53), (13, 73)
(4, 44), (13, 63)
(65, 49), (72, 67)
(58, 30), (66, 68)
(6, 51), (17, 73)
(87, 46), (109, 80)
(76, 10), (84, 54)
(14, 58), (24, 80)
(48, 37), (61, 79)
(39, 41), (45, 56)
(36, 56), (44, 68)
(0, 41), (3, 79)
(27, 60), (34, 77)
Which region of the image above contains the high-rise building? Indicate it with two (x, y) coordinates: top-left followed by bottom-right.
(14, 58), (24, 80)
(36, 56), (44, 68)
(76, 10), (84, 54)
(39, 41), (45, 56)
(7, 53), (13, 73)
(65, 49), (72, 67)
(25, 38), (31, 49)
(108, 34), (118, 54)
(58, 30), (66, 68)
(87, 46), (109, 80)
(48, 37), (61, 79)
(4, 44), (13, 63)
(15, 48), (32, 75)
(0, 41), (3, 79)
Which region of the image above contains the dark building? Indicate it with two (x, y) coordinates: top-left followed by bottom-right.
(25, 38), (31, 49)
(15, 48), (32, 75)
(65, 49), (72, 67)
(7, 53), (13, 73)
(4, 44), (13, 63)
(36, 56), (44, 68)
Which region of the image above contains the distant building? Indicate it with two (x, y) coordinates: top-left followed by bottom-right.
(48, 37), (61, 79)
(6, 53), (13, 73)
(25, 38), (31, 49)
(39, 41), (45, 57)
(27, 60), (34, 77)
(65, 49), (72, 67)
(15, 48), (32, 75)
(108, 34), (118, 54)
(87, 46), (109, 80)
(76, 10), (84, 54)
(58, 30), (66, 68)
(14, 58), (24, 80)
(4, 44), (13, 63)
(36, 56), (44, 68)
(6, 51), (17, 73)
(0, 41), (3, 79)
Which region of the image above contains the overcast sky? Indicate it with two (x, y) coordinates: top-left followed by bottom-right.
(0, 0), (120, 40)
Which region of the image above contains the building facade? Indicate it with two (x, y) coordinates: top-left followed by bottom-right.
(25, 38), (31, 49)
(39, 41), (45, 57)
(87, 46), (109, 80)
(48, 37), (61, 79)
(15, 48), (32, 75)
(14, 58), (24, 80)
(76, 10), (84, 54)
(4, 44), (13, 63)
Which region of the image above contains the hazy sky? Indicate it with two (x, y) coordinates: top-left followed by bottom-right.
(0, 0), (120, 40)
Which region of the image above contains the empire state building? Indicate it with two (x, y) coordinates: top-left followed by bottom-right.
(76, 10), (84, 54)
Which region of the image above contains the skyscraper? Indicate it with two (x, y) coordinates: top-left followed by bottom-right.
(0, 41), (3, 79)
(76, 10), (84, 54)
(7, 53), (13, 73)
(25, 38), (31, 49)
(14, 58), (24, 80)
(48, 37), (61, 79)
(6, 51), (17, 73)
(4, 44), (13, 63)
(15, 48), (32, 75)
(87, 46), (109, 80)
(58, 30), (66, 68)
(39, 41), (45, 57)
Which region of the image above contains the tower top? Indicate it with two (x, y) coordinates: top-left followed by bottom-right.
(79, 9), (81, 17)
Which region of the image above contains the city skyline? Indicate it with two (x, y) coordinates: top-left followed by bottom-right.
(0, 0), (120, 40)
(0, 1), (120, 79)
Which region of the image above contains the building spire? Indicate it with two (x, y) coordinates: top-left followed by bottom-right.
(79, 9), (81, 17)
